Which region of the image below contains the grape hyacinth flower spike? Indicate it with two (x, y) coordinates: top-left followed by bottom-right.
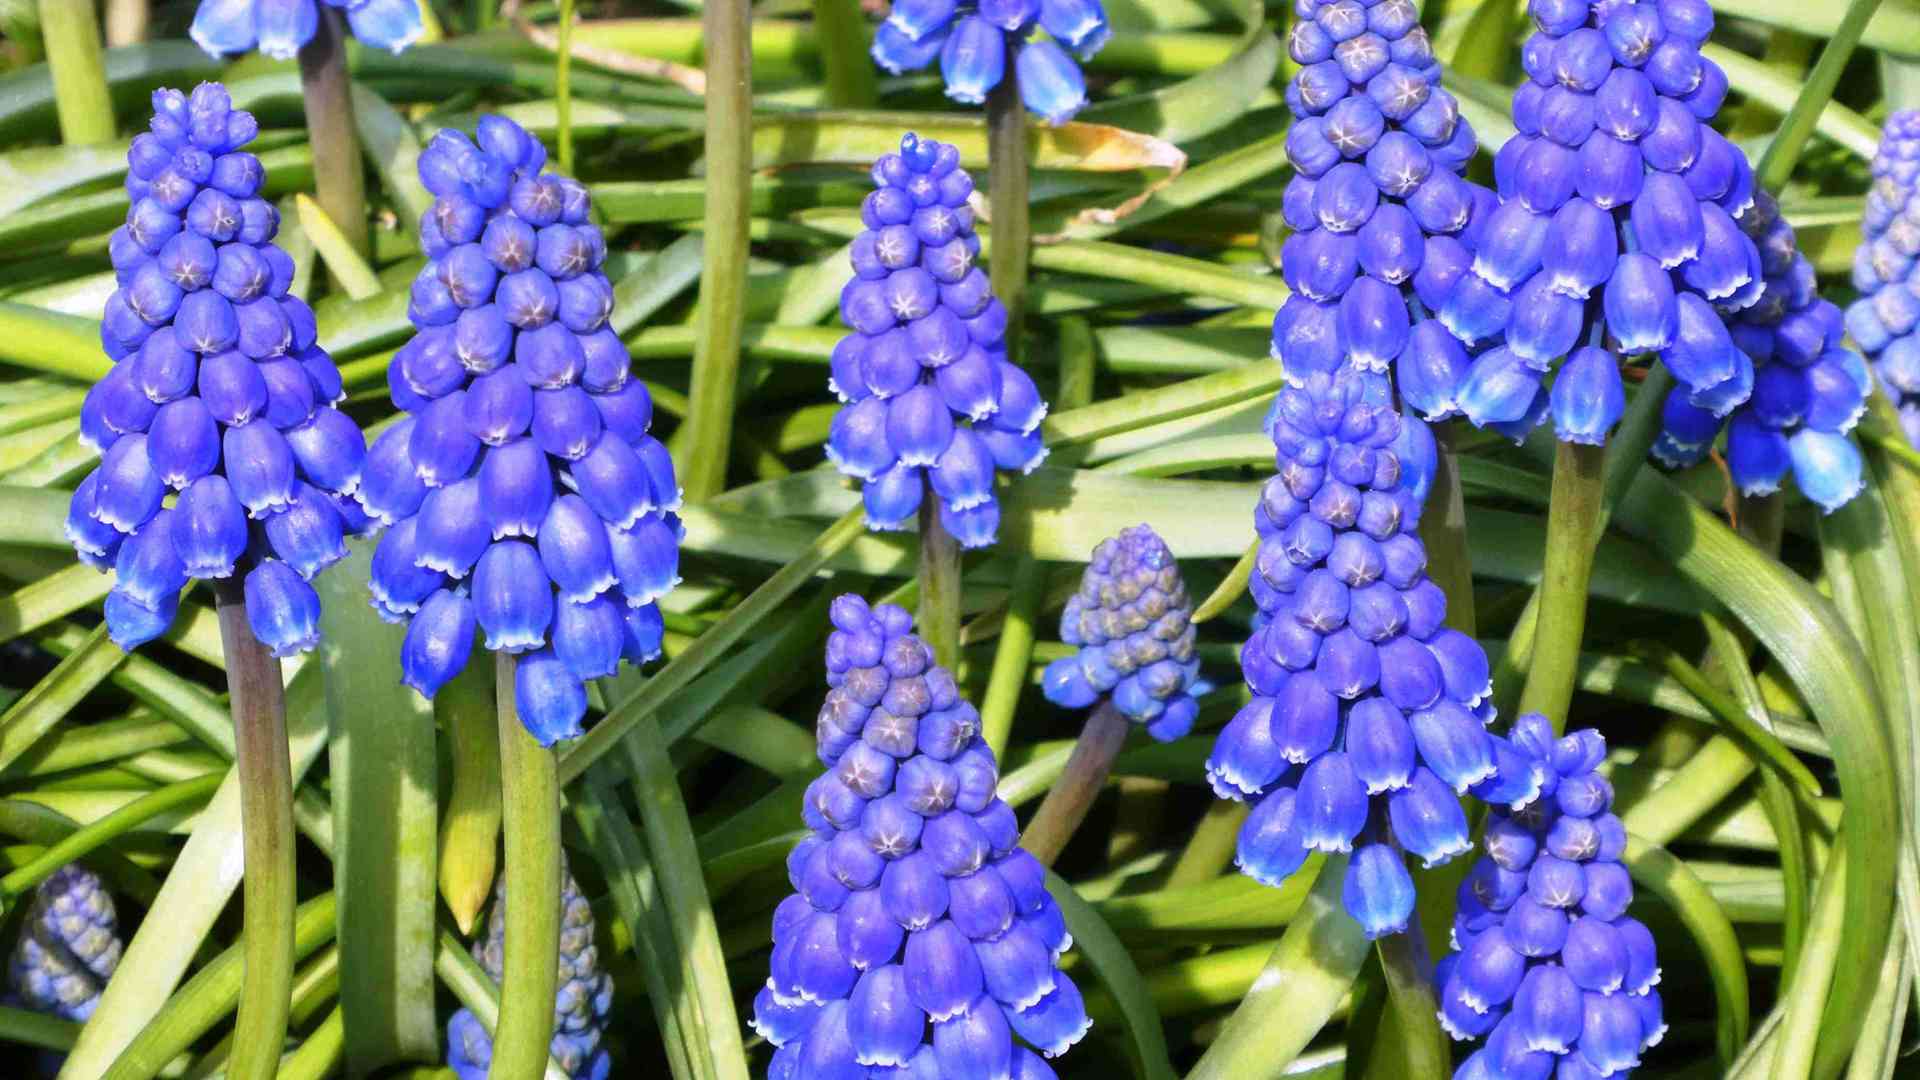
(70, 84), (369, 656)
(361, 114), (679, 746)
(755, 595), (1090, 1078)
(1208, 369), (1535, 937)
(872, 0), (1110, 124)
(1438, 714), (1665, 1079)
(7, 865), (123, 1025)
(447, 866), (614, 1080)
(1272, 0), (1494, 446)
(1847, 111), (1920, 448)
(1656, 191), (1870, 512)
(190, 0), (424, 58)
(1433, 0), (1762, 443)
(827, 133), (1049, 550)
(1041, 524), (1208, 742)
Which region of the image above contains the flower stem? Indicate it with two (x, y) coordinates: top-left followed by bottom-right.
(813, 0), (878, 107)
(104, 0), (149, 48)
(916, 492), (962, 670)
(986, 46), (1030, 362)
(36, 0), (114, 145)
(298, 8), (370, 263)
(681, 0), (754, 502)
(1420, 424), (1475, 635)
(1021, 699), (1129, 867)
(1373, 914), (1450, 1079)
(555, 0), (575, 176)
(214, 579), (296, 1080)
(1516, 439), (1607, 724)
(489, 653), (561, 1080)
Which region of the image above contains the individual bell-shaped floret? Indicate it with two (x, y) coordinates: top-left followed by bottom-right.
(1041, 524), (1211, 741)
(190, 0), (424, 60)
(367, 114), (679, 745)
(827, 134), (1049, 550)
(870, 1), (1109, 125)
(446, 864), (614, 1079)
(757, 596), (1089, 1075)
(71, 83), (369, 655)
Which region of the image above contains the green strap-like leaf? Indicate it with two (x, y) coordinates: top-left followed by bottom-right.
(1044, 869), (1178, 1080)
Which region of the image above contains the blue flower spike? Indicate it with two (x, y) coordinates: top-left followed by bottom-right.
(757, 595), (1090, 1079)
(1434, 0), (1765, 444)
(1654, 191), (1869, 512)
(827, 134), (1048, 550)
(447, 866), (614, 1080)
(1272, 0), (1486, 503)
(1848, 111), (1920, 448)
(1041, 524), (1209, 742)
(191, 0), (424, 59)
(873, 1), (1108, 124)
(71, 84), (368, 657)
(1209, 368), (1523, 938)
(364, 114), (678, 747)
(1439, 716), (1665, 1079)
(7, 865), (123, 1025)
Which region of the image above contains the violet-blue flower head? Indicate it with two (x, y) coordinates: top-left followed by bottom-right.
(828, 134), (1048, 550)
(191, 0), (423, 60)
(757, 595), (1089, 1078)
(7, 865), (122, 1024)
(365, 114), (677, 746)
(1439, 715), (1664, 1079)
(72, 84), (368, 657)
(872, 1), (1108, 124)
(447, 866), (614, 1080)
(1209, 368), (1524, 939)
(1041, 525), (1209, 742)
(1654, 191), (1869, 512)
(1847, 111), (1920, 448)
(1436, 0), (1763, 445)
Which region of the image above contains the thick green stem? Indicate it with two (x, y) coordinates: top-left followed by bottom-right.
(1375, 925), (1451, 1079)
(489, 654), (561, 1080)
(104, 0), (149, 48)
(917, 493), (963, 671)
(555, 0), (575, 176)
(1421, 424), (1475, 636)
(681, 0), (753, 502)
(813, 0), (878, 108)
(214, 581), (295, 1080)
(298, 8), (370, 262)
(37, 0), (114, 144)
(1516, 440), (1607, 727)
(1021, 700), (1130, 867)
(986, 47), (1030, 363)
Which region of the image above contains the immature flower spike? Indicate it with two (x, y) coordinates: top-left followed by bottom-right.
(191, 0), (424, 59)
(1438, 715), (1665, 1080)
(872, 1), (1109, 124)
(1435, 0), (1763, 445)
(363, 115), (678, 746)
(1847, 111), (1920, 448)
(757, 595), (1089, 1078)
(827, 134), (1048, 549)
(1654, 192), (1870, 512)
(71, 84), (368, 656)
(1041, 525), (1209, 741)
(447, 867), (614, 1080)
(1208, 369), (1530, 939)
(8, 865), (123, 1024)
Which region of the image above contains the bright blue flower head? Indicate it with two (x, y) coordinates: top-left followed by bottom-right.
(1847, 111), (1920, 448)
(756, 595), (1089, 1078)
(71, 84), (368, 657)
(1041, 524), (1209, 742)
(1438, 715), (1665, 1080)
(8, 865), (122, 1024)
(1434, 0), (1764, 445)
(363, 114), (677, 746)
(1653, 191), (1869, 512)
(1209, 368), (1529, 939)
(872, 1), (1108, 124)
(191, 0), (424, 60)
(827, 134), (1048, 550)
(447, 866), (614, 1080)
